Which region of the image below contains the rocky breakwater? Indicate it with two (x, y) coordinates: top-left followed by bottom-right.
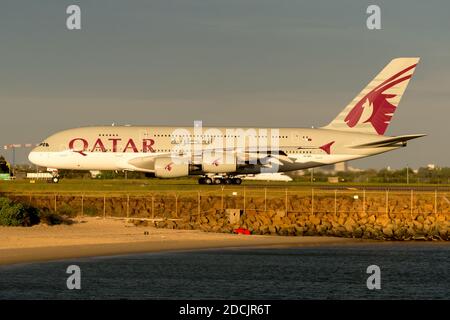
(6, 192), (449, 240)
(151, 194), (450, 241)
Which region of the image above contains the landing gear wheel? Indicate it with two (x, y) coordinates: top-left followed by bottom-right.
(233, 178), (242, 185)
(204, 177), (213, 185)
(224, 178), (233, 185)
(198, 178), (205, 184)
(52, 176), (60, 184)
(213, 178), (222, 185)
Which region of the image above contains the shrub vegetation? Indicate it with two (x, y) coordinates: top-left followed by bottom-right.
(0, 197), (71, 226)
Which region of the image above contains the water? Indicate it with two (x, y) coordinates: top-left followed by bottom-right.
(0, 243), (448, 299)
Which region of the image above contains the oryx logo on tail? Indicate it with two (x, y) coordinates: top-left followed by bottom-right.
(344, 63), (417, 135)
(324, 58), (420, 136)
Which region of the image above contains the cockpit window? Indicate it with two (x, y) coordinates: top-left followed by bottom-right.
(38, 142), (50, 147)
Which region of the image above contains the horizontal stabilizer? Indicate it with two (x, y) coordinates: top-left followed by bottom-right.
(350, 134), (426, 148)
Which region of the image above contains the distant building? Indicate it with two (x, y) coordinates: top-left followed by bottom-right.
(328, 176), (339, 183)
(288, 162), (361, 177)
(313, 164), (336, 173)
(314, 161), (360, 174)
(288, 170), (305, 177)
(334, 162), (347, 172)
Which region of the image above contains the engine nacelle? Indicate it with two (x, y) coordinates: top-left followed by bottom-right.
(154, 157), (189, 178)
(202, 155), (237, 173)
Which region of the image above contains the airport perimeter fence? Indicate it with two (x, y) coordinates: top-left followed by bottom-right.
(2, 187), (450, 220)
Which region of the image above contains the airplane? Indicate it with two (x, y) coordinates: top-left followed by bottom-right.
(241, 173), (293, 182)
(28, 58), (425, 185)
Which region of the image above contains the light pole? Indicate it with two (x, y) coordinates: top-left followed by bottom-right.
(10, 146), (16, 177)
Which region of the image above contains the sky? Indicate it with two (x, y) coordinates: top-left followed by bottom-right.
(1, 0), (449, 169)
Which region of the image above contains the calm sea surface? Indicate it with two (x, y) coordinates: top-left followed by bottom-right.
(0, 243), (448, 299)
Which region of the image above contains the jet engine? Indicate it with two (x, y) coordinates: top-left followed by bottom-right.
(154, 157), (189, 178)
(202, 155), (237, 173)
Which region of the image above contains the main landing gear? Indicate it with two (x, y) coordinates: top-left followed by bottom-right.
(198, 176), (242, 185)
(49, 170), (60, 183)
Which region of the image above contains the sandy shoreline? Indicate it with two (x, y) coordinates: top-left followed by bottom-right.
(0, 217), (367, 266)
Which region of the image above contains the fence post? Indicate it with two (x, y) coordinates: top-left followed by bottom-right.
(81, 194), (84, 217)
(285, 188), (288, 215)
(196, 191), (202, 223)
(103, 195), (106, 219)
(385, 189), (389, 214)
(363, 188), (366, 214)
(435, 189), (437, 214)
(243, 187), (246, 214)
(197, 191), (200, 215)
(264, 187), (267, 212)
(175, 194), (178, 218)
(126, 194), (130, 219)
(334, 189), (337, 216)
(311, 188), (314, 215)
(152, 195), (155, 219)
(221, 186), (224, 211)
(410, 189), (413, 216)
(54, 194), (57, 213)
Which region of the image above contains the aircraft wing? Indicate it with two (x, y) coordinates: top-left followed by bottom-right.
(125, 146), (297, 172)
(200, 146), (296, 165)
(126, 153), (172, 172)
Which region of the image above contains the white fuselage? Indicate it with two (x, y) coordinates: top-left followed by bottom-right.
(28, 126), (402, 176)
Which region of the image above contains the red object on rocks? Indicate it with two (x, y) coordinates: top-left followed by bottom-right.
(234, 228), (251, 235)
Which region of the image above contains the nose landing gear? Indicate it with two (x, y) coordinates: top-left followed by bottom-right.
(49, 170), (60, 183)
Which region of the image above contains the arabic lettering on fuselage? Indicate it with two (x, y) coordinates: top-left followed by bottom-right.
(170, 137), (213, 145)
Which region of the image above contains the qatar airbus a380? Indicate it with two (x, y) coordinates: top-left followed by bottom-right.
(29, 58), (425, 184)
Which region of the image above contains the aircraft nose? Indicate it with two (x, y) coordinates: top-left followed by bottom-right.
(28, 150), (42, 166)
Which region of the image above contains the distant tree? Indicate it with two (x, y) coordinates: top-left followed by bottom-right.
(0, 156), (10, 174)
